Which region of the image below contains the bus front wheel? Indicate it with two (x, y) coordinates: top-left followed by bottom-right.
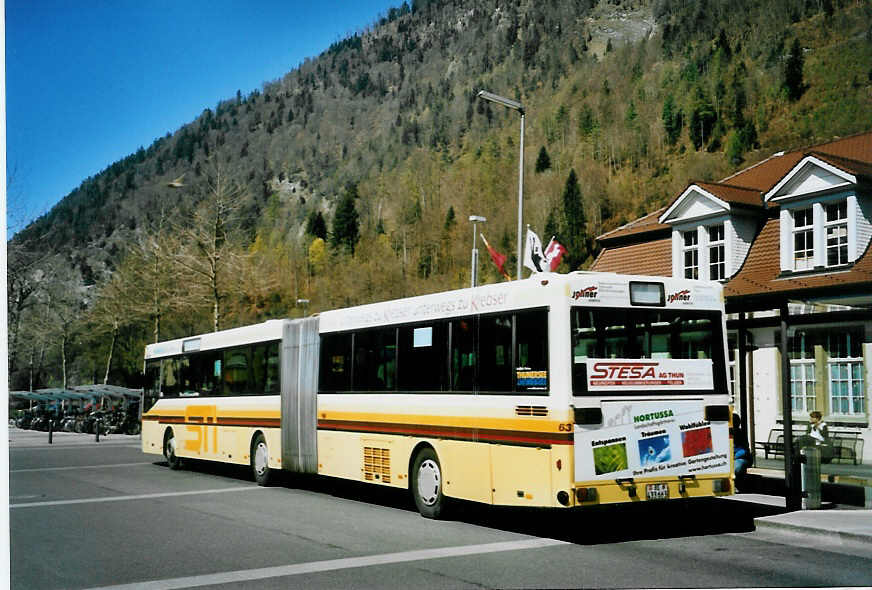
(411, 447), (447, 519)
(164, 429), (183, 470)
(251, 434), (273, 486)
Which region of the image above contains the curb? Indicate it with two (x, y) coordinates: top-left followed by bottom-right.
(754, 516), (872, 546)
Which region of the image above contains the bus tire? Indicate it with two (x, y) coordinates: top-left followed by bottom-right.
(411, 447), (447, 519)
(251, 434), (273, 486)
(164, 429), (183, 470)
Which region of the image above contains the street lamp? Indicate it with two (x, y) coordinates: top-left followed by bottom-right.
(468, 215), (486, 288)
(477, 90), (525, 280)
(296, 298), (310, 317)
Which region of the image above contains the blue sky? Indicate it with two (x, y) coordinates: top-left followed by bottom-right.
(6, 0), (401, 230)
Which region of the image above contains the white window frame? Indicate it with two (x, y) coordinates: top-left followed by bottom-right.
(825, 201), (848, 267)
(682, 230), (699, 280)
(828, 331), (865, 416)
(792, 207), (814, 271)
(789, 329), (816, 414)
(708, 224), (725, 281)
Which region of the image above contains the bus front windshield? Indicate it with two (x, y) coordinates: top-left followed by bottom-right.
(571, 307), (726, 395)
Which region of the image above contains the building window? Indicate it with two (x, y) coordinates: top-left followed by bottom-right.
(789, 330), (816, 413)
(828, 329), (864, 415)
(825, 201), (848, 266)
(683, 230), (698, 279)
(792, 208), (814, 270)
(708, 224), (725, 281)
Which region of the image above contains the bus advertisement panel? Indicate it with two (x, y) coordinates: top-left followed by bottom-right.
(574, 400), (731, 483)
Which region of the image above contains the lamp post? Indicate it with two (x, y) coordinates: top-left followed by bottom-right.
(476, 90), (525, 280)
(468, 215), (486, 288)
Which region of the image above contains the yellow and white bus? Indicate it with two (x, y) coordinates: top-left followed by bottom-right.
(142, 271), (733, 517)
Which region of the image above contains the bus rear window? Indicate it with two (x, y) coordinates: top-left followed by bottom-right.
(571, 307), (725, 395)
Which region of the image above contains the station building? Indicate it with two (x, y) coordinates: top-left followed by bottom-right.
(591, 131), (872, 464)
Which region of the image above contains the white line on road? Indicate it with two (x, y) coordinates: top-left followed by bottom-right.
(10, 443), (142, 450)
(11, 462), (154, 473)
(10, 486), (273, 508)
(87, 538), (569, 590)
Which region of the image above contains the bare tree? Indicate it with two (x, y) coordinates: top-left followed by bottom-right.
(173, 161), (248, 332)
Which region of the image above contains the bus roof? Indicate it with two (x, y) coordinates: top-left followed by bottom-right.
(144, 319), (288, 360)
(319, 272), (723, 333)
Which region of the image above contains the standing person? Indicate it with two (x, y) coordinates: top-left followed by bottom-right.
(806, 411), (833, 463)
(807, 411), (828, 444)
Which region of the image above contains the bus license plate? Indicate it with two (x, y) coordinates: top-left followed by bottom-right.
(646, 483), (669, 500)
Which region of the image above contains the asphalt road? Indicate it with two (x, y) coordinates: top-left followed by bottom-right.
(9, 428), (872, 589)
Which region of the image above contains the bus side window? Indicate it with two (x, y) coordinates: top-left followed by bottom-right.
(451, 318), (476, 392)
(251, 342), (280, 394)
(162, 358), (184, 397)
(398, 322), (449, 392)
(515, 309), (548, 392)
(224, 347), (251, 395)
(353, 328), (396, 391)
(144, 360), (162, 410)
(320, 333), (352, 392)
(478, 314), (513, 392)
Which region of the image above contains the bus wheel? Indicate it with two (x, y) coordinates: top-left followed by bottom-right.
(251, 434), (273, 486)
(164, 429), (183, 470)
(411, 447), (447, 519)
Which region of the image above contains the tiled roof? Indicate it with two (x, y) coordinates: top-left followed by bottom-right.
(598, 130), (872, 241)
(724, 216), (872, 299)
(692, 181), (764, 208)
(592, 130), (872, 302)
(597, 207), (670, 243)
(590, 236), (672, 276)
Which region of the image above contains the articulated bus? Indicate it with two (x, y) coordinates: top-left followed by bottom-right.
(142, 272), (733, 517)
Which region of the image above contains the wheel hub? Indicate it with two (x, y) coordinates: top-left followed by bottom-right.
(255, 442), (268, 475)
(417, 459), (441, 506)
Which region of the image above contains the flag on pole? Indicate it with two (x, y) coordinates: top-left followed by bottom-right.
(544, 237), (567, 271)
(523, 227), (546, 273)
(480, 233), (511, 281)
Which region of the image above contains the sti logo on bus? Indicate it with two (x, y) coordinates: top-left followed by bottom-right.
(667, 289), (691, 304)
(571, 286), (598, 300)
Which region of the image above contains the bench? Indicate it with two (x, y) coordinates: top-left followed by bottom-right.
(755, 428), (864, 465)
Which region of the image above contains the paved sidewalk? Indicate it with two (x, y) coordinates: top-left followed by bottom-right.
(727, 491), (872, 547)
(9, 428), (141, 447)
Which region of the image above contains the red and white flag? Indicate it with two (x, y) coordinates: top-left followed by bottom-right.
(480, 233), (511, 281)
(544, 237), (567, 271)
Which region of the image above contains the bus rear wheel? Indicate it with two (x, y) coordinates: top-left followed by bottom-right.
(251, 434), (273, 486)
(164, 429), (183, 470)
(411, 447), (447, 519)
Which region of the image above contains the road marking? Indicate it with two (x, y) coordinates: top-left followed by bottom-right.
(10, 486), (272, 508)
(10, 443), (142, 450)
(87, 538), (568, 590)
(11, 462), (154, 473)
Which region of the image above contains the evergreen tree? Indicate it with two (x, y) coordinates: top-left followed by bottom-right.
(689, 87), (716, 151)
(535, 146), (552, 173)
(561, 169), (587, 269)
(331, 183), (360, 254)
(443, 206), (456, 231)
(784, 38), (805, 101)
(306, 210), (327, 240)
(662, 94), (683, 146)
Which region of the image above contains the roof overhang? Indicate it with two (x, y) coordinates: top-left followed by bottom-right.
(764, 155), (857, 202)
(659, 184), (731, 225)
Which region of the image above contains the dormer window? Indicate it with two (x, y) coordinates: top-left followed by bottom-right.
(792, 208), (814, 270)
(708, 224), (725, 281)
(682, 230), (698, 279)
(825, 201), (848, 266)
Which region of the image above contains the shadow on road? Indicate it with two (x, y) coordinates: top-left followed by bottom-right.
(155, 458), (786, 545)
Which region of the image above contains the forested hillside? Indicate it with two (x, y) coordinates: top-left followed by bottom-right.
(8, 0), (872, 390)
